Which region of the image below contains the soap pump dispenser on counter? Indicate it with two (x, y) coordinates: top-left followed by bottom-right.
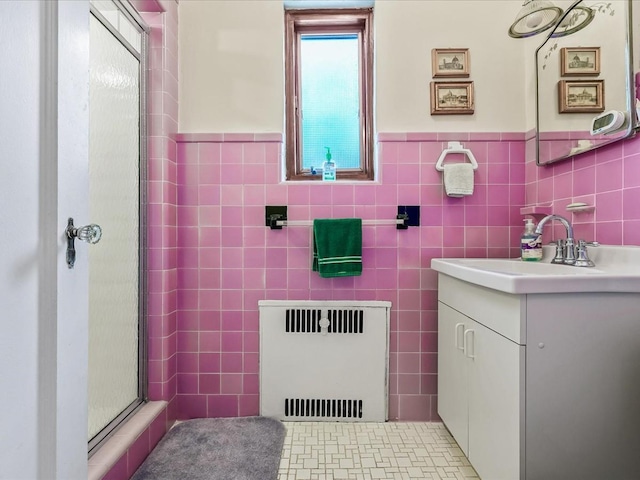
(521, 218), (542, 261)
(322, 147), (336, 181)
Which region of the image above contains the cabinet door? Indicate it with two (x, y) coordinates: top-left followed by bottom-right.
(468, 318), (522, 480)
(437, 302), (469, 454)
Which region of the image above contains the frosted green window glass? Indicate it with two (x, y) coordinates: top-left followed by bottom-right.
(300, 34), (360, 171)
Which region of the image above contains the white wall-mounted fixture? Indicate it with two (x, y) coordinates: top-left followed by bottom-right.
(509, 0), (597, 39)
(590, 110), (627, 136)
(435, 141), (478, 171)
(508, 0), (563, 38)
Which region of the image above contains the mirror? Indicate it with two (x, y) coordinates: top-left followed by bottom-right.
(535, 0), (637, 165)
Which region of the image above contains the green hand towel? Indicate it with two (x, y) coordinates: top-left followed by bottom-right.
(312, 218), (362, 278)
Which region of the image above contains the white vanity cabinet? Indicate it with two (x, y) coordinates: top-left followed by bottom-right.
(438, 275), (523, 480)
(437, 272), (640, 480)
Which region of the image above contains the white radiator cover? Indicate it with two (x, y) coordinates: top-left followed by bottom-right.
(259, 300), (391, 422)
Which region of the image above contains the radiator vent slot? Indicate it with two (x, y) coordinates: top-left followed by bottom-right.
(285, 309), (322, 333)
(328, 309), (364, 334)
(284, 398), (363, 419)
(285, 308), (364, 334)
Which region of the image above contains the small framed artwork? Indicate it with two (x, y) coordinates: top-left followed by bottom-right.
(430, 81), (474, 115)
(558, 80), (605, 113)
(560, 47), (600, 76)
(431, 48), (470, 78)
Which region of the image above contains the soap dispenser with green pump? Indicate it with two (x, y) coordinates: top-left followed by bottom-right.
(322, 147), (336, 182)
(521, 218), (542, 261)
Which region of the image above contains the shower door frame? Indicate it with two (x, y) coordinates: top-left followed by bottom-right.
(87, 0), (149, 456)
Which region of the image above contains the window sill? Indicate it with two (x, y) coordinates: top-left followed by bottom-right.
(281, 178), (381, 185)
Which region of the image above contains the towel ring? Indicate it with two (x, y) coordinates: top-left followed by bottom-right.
(435, 141), (478, 171)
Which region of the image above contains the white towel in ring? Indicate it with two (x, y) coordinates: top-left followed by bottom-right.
(443, 163), (474, 197)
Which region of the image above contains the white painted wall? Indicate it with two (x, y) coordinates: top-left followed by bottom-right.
(179, 0), (285, 133)
(374, 0), (525, 132)
(179, 0), (530, 133)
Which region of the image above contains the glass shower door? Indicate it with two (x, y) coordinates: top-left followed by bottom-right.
(88, 2), (146, 449)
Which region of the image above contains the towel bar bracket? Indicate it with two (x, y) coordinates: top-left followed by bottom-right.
(396, 214), (409, 230)
(265, 205), (288, 229)
(396, 205), (420, 228)
(269, 214), (284, 229)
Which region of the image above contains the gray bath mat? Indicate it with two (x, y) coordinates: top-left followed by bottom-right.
(131, 416), (286, 480)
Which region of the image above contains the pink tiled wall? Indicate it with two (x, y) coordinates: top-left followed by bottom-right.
(174, 132), (526, 421)
(525, 134), (640, 245)
(145, 0), (179, 411)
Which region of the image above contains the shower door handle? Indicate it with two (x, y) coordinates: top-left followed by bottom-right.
(66, 217), (102, 269)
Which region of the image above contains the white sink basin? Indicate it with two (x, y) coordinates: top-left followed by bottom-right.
(451, 259), (605, 276)
(431, 246), (640, 294)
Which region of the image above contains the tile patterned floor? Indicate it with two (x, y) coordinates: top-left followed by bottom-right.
(278, 422), (479, 480)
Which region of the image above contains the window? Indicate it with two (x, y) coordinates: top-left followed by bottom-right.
(285, 9), (374, 181)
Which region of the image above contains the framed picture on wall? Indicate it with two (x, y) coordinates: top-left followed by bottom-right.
(430, 81), (474, 115)
(558, 79), (605, 113)
(431, 48), (470, 78)
(560, 47), (600, 76)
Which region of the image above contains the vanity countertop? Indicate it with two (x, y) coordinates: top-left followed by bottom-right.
(431, 245), (640, 294)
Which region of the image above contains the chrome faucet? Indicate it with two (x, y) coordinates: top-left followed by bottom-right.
(534, 214), (576, 265)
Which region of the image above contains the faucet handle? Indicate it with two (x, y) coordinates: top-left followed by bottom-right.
(563, 237), (577, 265)
(579, 240), (600, 248)
(550, 239), (565, 264)
(575, 240), (598, 267)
